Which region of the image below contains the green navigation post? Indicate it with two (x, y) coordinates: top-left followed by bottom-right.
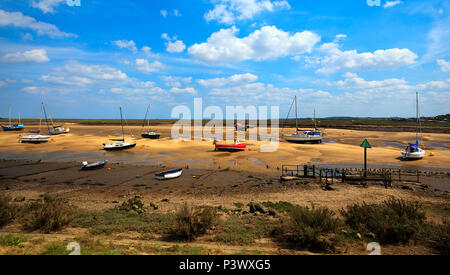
(360, 139), (372, 179)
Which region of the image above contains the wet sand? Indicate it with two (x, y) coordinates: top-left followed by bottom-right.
(0, 124), (449, 174)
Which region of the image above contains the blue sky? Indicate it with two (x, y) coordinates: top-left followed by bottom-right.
(0, 0), (449, 119)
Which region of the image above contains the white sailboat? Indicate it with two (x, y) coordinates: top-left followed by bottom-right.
(20, 102), (51, 143)
(103, 107), (137, 151)
(44, 104), (70, 135)
(401, 92), (425, 160)
(141, 104), (160, 139)
(282, 96), (324, 144)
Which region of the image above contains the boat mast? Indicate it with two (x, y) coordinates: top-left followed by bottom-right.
(416, 92), (423, 144)
(42, 103), (51, 133)
(39, 102), (43, 133)
(147, 105), (151, 130)
(8, 106), (11, 126)
(295, 95), (298, 134)
(120, 107), (125, 141)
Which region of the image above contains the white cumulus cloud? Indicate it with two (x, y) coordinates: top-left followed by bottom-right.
(0, 9), (76, 39)
(197, 73), (258, 87)
(314, 41), (418, 74)
(135, 59), (165, 73)
(205, 0), (290, 24)
(437, 59), (450, 72)
(113, 40), (138, 53)
(31, 0), (66, 13)
(0, 49), (50, 63)
(188, 26), (320, 63)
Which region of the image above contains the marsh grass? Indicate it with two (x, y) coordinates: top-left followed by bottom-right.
(340, 198), (426, 244)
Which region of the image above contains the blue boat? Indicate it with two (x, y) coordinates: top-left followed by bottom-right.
(1, 107), (25, 131)
(2, 125), (25, 131)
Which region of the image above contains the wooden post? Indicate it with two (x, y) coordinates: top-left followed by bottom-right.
(312, 165), (316, 178)
(399, 169), (401, 182)
(364, 147), (367, 178)
(304, 165), (308, 177)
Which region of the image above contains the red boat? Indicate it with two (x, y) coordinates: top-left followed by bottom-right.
(214, 139), (247, 152)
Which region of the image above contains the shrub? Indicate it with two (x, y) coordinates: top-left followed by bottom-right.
(340, 198), (426, 244)
(22, 195), (73, 233)
(277, 205), (340, 252)
(118, 197), (146, 214)
(168, 204), (218, 241)
(0, 194), (15, 227)
(427, 220), (450, 255)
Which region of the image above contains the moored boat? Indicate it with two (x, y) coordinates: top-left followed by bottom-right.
(141, 104), (161, 139)
(155, 168), (183, 180)
(43, 104), (70, 135)
(81, 160), (108, 170)
(1, 107), (25, 131)
(282, 96), (324, 144)
(401, 92), (425, 160)
(103, 107), (137, 151)
(214, 139), (247, 152)
(20, 102), (50, 143)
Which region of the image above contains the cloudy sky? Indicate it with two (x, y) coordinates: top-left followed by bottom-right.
(0, 0), (449, 119)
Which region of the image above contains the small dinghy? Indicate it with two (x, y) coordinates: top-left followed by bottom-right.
(214, 138), (247, 152)
(155, 168), (183, 180)
(81, 160), (108, 170)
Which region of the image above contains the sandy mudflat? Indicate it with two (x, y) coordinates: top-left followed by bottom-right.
(0, 124), (449, 174)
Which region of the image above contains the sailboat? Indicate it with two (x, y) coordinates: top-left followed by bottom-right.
(1, 106), (25, 131)
(282, 96), (323, 144)
(19, 102), (50, 143)
(141, 104), (160, 139)
(43, 104), (70, 135)
(401, 92), (425, 160)
(103, 107), (137, 151)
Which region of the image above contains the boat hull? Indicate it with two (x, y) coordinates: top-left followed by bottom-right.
(401, 150), (425, 160)
(283, 135), (323, 144)
(155, 168), (183, 180)
(103, 142), (136, 151)
(215, 143), (247, 152)
(141, 133), (160, 139)
(20, 135), (50, 143)
(49, 128), (70, 135)
(81, 160), (108, 170)
(2, 125), (25, 131)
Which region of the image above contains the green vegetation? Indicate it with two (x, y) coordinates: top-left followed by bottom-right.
(340, 198), (426, 244)
(0, 194), (15, 228)
(21, 195), (74, 233)
(168, 204), (218, 241)
(0, 234), (28, 247)
(215, 215), (277, 245)
(275, 205), (341, 252)
(76, 208), (174, 235)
